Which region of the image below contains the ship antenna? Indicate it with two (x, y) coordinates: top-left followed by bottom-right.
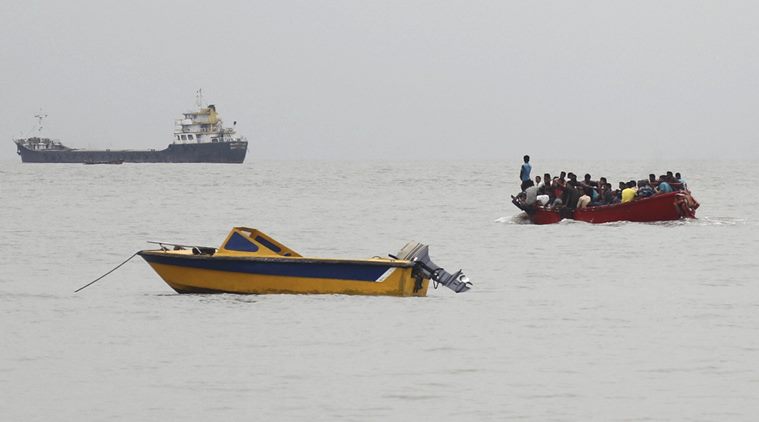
(196, 88), (204, 108)
(34, 109), (47, 134)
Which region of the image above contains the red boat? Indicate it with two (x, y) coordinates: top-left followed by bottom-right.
(513, 191), (699, 225)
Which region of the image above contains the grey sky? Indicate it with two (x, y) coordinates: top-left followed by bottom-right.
(2, 1), (758, 161)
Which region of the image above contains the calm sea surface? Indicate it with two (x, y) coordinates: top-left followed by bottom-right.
(1, 159), (757, 421)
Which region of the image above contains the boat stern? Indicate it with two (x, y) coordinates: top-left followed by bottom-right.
(393, 242), (472, 293)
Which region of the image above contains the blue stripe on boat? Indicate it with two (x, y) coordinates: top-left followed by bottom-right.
(142, 254), (391, 282)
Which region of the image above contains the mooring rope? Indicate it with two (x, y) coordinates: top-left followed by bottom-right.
(74, 252), (138, 293)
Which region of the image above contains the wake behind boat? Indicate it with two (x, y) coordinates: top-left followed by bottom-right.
(14, 91), (247, 163)
(138, 227), (473, 296)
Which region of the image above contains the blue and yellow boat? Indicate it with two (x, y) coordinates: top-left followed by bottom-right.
(137, 227), (472, 296)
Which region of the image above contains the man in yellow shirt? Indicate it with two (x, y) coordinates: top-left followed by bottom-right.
(621, 181), (637, 203)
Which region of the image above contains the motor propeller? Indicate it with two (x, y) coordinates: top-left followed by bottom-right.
(392, 242), (472, 293)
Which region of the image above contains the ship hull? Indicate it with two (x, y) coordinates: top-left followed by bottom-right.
(138, 252), (430, 296)
(16, 141), (247, 163)
(513, 191), (699, 224)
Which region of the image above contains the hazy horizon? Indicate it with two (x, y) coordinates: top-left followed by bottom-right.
(2, 1), (758, 162)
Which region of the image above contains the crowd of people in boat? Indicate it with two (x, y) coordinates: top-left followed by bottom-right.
(516, 155), (691, 210)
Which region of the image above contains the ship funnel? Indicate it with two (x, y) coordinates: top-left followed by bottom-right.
(393, 242), (472, 293)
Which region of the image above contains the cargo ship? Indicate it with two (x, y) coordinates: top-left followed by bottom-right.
(14, 95), (247, 163)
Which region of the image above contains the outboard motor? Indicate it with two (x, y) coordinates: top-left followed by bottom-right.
(393, 242), (472, 293)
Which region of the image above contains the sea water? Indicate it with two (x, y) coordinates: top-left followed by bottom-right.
(1, 160), (757, 421)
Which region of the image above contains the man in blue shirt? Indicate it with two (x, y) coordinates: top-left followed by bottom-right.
(657, 175), (674, 193)
(520, 155), (532, 191)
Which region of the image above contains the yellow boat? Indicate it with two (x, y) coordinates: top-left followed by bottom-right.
(137, 227), (472, 296)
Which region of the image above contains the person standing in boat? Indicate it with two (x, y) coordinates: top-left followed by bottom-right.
(519, 155), (532, 191)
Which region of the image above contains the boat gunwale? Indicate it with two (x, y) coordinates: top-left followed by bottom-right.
(518, 191), (686, 215)
(577, 191), (684, 213)
(137, 250), (416, 268)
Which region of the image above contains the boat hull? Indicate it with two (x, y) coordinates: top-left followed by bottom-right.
(518, 191), (698, 225)
(16, 141), (247, 163)
(138, 251), (430, 296)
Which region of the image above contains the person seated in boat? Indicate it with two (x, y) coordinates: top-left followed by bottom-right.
(648, 174), (659, 188)
(545, 177), (565, 209)
(611, 182), (625, 204)
(555, 172), (567, 189)
(577, 173), (598, 201)
(522, 180), (539, 206)
(636, 180), (655, 198)
(577, 189), (591, 209)
(591, 183), (614, 206)
(520, 180), (548, 207)
(540, 174), (557, 205)
(551, 176), (560, 199)
(604, 183), (615, 204)
(621, 181), (637, 203)
(552, 177), (565, 201)
(656, 175), (674, 193)
(567, 172), (580, 187)
(599, 177), (609, 196)
(562, 183), (582, 210)
(675, 172), (688, 190)
(581, 173), (598, 188)
(537, 173), (551, 195)
(664, 171), (685, 189)
(588, 183), (599, 203)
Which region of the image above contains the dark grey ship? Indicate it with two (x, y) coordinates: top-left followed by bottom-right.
(15, 98), (247, 164)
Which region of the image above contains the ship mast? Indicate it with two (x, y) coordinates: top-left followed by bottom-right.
(195, 89), (204, 108)
(34, 110), (47, 135)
